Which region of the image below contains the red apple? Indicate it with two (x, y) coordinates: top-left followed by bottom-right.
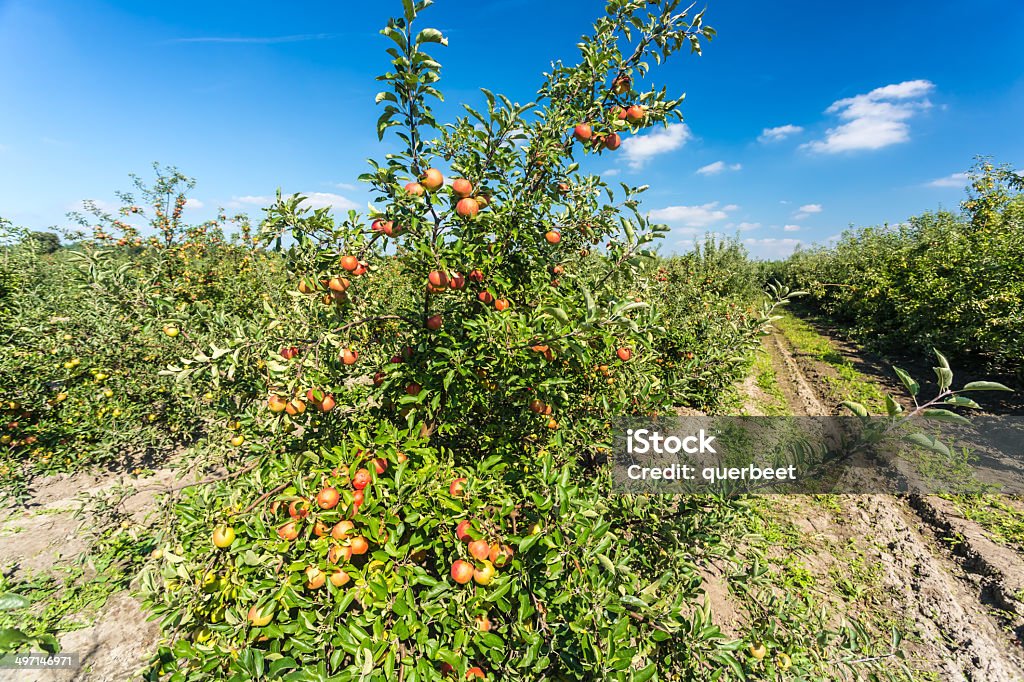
(340, 348), (358, 365)
(573, 123), (592, 141)
(468, 269), (484, 283)
(617, 347), (632, 362)
(450, 477), (467, 497)
(420, 168), (444, 191)
(468, 539), (490, 561)
(456, 197), (480, 218)
(451, 178), (473, 197)
(625, 105), (645, 123)
(426, 315), (443, 331)
(494, 298), (510, 312)
(352, 468), (371, 490)
(604, 133), (621, 150)
(451, 559), (474, 584)
(545, 230), (561, 244)
(404, 182), (425, 197)
(456, 520), (473, 543)
(478, 291), (494, 305)
(317, 486), (340, 509)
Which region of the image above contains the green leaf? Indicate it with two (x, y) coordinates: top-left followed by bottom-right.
(841, 400), (868, 417)
(960, 381), (1013, 392)
(0, 593), (30, 611)
(934, 367), (953, 391)
(0, 627), (31, 648)
(934, 349), (950, 370)
(596, 553), (616, 573)
(902, 432), (950, 456)
(416, 28), (446, 45)
(943, 396), (981, 409)
(893, 367), (919, 397)
(920, 409), (972, 426)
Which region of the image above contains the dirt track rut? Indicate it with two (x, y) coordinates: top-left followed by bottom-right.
(760, 326), (1024, 680)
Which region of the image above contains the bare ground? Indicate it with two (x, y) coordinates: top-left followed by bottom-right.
(747, 325), (1024, 680)
(0, 469), (174, 682)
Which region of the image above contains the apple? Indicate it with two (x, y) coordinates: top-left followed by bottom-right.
(474, 195), (490, 209)
(478, 291), (494, 305)
(404, 181), (426, 196)
(573, 123), (592, 141)
(604, 133), (622, 150)
(285, 398), (306, 416)
(426, 315), (443, 331)
(319, 394), (336, 412)
(466, 667), (485, 679)
(371, 219), (395, 236)
(450, 477), (467, 497)
(747, 643), (767, 661)
(468, 539), (490, 561)
(612, 75), (631, 94)
(427, 270), (448, 288)
(351, 489), (364, 512)
(317, 486), (340, 509)
(776, 653), (792, 670)
(229, 435), (244, 447)
(612, 105), (628, 120)
(474, 615), (491, 632)
(313, 521), (330, 537)
(468, 269), (485, 283)
(551, 264), (564, 275)
(352, 261), (368, 277)
(456, 197), (480, 218)
(328, 543), (352, 564)
(557, 182), (570, 194)
(529, 399), (545, 414)
(406, 383), (422, 396)
(277, 521), (299, 541)
(547, 418), (558, 429)
(340, 255), (359, 271)
(305, 566), (326, 589)
(473, 560), (495, 586)
(452, 178), (473, 197)
(349, 535), (369, 555)
(330, 570), (351, 587)
(420, 168), (444, 191)
(212, 525), (235, 549)
(280, 346), (299, 360)
(372, 457), (388, 475)
(544, 230), (561, 244)
(617, 347), (632, 362)
(625, 105), (645, 122)
(451, 559), (474, 584)
(289, 499), (310, 520)
(247, 605), (273, 627)
(448, 272), (466, 290)
(352, 469), (372, 490)
(163, 325), (179, 337)
(298, 279), (315, 294)
(456, 520), (473, 543)
(328, 277), (350, 292)
(396, 451), (408, 464)
(494, 298), (510, 312)
(489, 543), (514, 567)
(340, 348), (358, 365)
(331, 519), (355, 540)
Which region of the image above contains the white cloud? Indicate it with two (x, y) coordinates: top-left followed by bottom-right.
(334, 182), (358, 191)
(743, 237), (802, 259)
(649, 201), (738, 229)
(696, 161), (742, 176)
(737, 221), (761, 231)
(184, 198), (204, 210)
(758, 125), (804, 143)
(300, 192), (359, 210)
(603, 168), (621, 177)
(793, 203), (822, 220)
(803, 79), (935, 153)
(621, 124), (692, 169)
(783, 224), (801, 232)
(926, 172), (968, 188)
(230, 195), (273, 207)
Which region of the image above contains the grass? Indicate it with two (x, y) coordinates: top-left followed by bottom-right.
(772, 312), (889, 412)
(946, 494), (1024, 554)
(745, 345), (789, 416)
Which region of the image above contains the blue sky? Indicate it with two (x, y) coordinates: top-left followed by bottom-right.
(2, 0), (1022, 259)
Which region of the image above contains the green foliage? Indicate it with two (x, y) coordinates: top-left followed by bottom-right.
(770, 158), (1024, 376)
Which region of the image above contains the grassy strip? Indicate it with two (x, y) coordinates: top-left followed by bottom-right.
(946, 495), (1024, 555)
(772, 313), (888, 412)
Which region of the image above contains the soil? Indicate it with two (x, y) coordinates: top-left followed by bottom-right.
(0, 469), (171, 682)
(746, 324), (1024, 680)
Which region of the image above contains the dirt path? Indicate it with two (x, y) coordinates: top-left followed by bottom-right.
(757, 323), (1024, 680)
(0, 470), (172, 682)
